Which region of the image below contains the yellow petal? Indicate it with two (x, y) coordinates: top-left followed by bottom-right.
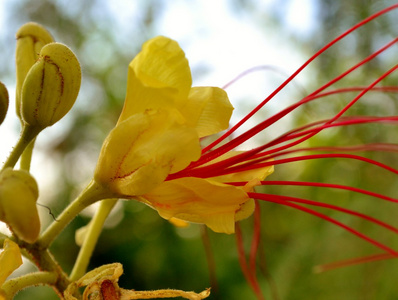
(0, 239), (23, 286)
(95, 110), (201, 197)
(119, 36), (192, 122)
(141, 177), (251, 234)
(168, 217), (190, 228)
(180, 87), (234, 137)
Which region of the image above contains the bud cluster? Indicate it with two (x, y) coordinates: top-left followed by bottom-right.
(0, 23), (82, 245)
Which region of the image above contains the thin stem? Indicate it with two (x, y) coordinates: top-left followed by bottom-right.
(19, 137), (36, 171)
(1, 124), (41, 171)
(200, 226), (218, 294)
(69, 198), (118, 281)
(1, 272), (57, 300)
(37, 179), (113, 250)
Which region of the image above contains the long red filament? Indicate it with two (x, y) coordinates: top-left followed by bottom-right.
(249, 192), (398, 256)
(181, 153), (398, 180)
(239, 180), (397, 203)
(167, 116), (398, 181)
(201, 8), (398, 156)
(235, 224), (265, 300)
(251, 193), (398, 234)
(250, 200), (262, 275)
(314, 253), (396, 273)
(181, 63), (398, 177)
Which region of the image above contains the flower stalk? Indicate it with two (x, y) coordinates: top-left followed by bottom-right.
(37, 180), (113, 250)
(69, 198), (118, 281)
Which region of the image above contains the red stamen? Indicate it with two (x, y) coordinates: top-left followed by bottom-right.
(249, 192), (398, 256)
(167, 116), (398, 181)
(201, 8), (398, 156)
(182, 153), (398, 179)
(235, 223), (265, 300)
(250, 200), (262, 275)
(314, 253), (395, 273)
(252, 192), (398, 234)
(189, 63), (398, 174)
(236, 180), (398, 204)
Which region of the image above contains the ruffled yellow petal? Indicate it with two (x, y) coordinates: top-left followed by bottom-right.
(119, 36), (192, 123)
(141, 177), (251, 234)
(180, 87), (234, 137)
(0, 239), (23, 286)
(95, 110), (201, 196)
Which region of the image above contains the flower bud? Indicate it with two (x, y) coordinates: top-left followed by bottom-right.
(0, 81), (9, 125)
(15, 22), (54, 120)
(21, 42), (81, 129)
(0, 168), (40, 243)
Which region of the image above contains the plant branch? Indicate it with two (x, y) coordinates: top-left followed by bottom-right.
(1, 124), (40, 171)
(37, 179), (113, 250)
(1, 271), (57, 300)
(69, 198), (118, 281)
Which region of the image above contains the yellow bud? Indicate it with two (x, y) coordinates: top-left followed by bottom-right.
(15, 22), (54, 120)
(21, 42), (81, 129)
(0, 168), (40, 243)
(0, 82), (9, 125)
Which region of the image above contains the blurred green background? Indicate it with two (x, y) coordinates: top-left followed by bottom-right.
(1, 0), (398, 299)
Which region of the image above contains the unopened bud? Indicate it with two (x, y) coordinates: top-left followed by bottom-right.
(0, 168), (40, 243)
(0, 81), (9, 125)
(21, 42), (81, 129)
(15, 22), (54, 120)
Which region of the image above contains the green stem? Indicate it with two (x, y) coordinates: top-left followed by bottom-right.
(19, 137), (36, 171)
(37, 179), (113, 250)
(69, 198), (118, 281)
(1, 271), (58, 300)
(23, 248), (71, 298)
(1, 124), (41, 171)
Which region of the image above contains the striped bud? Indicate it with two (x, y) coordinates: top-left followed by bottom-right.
(21, 42), (81, 129)
(15, 22), (54, 120)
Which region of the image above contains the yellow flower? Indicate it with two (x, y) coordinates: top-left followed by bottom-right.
(0, 239), (23, 288)
(94, 36), (273, 234)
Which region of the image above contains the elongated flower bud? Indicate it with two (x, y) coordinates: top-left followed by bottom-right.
(0, 168), (40, 243)
(21, 42), (81, 129)
(15, 22), (54, 120)
(0, 81), (8, 125)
